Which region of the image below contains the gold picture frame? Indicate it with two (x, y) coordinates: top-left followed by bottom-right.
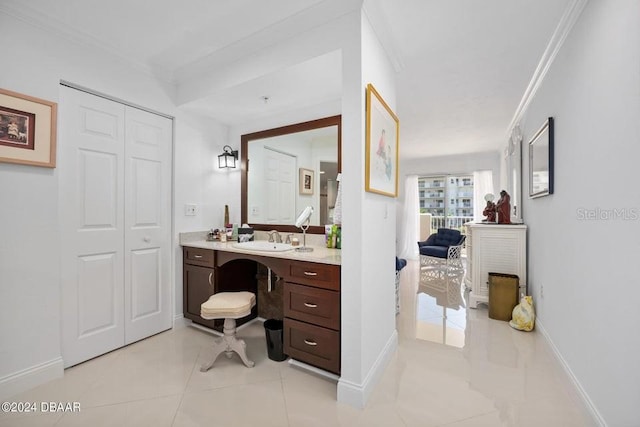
(365, 83), (399, 197)
(0, 88), (57, 168)
(299, 168), (314, 195)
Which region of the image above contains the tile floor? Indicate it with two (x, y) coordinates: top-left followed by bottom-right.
(1, 260), (595, 426)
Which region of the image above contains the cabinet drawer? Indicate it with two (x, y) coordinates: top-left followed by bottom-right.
(284, 282), (339, 330)
(287, 261), (340, 290)
(284, 318), (340, 374)
(184, 247), (214, 267)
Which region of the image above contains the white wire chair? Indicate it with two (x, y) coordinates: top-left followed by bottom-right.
(419, 242), (465, 273)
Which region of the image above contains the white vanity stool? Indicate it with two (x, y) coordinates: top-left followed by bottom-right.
(200, 291), (256, 371)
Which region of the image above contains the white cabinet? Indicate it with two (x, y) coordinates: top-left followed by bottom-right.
(464, 223), (527, 309)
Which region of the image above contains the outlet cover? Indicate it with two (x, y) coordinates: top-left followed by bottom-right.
(185, 204), (197, 216)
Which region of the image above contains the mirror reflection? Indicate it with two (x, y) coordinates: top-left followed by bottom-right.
(241, 116), (341, 232)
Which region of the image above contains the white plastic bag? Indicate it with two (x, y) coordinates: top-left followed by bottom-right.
(509, 295), (535, 332)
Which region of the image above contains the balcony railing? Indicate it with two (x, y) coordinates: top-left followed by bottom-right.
(431, 215), (473, 233)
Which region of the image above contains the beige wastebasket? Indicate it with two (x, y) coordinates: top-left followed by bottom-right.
(488, 273), (519, 321)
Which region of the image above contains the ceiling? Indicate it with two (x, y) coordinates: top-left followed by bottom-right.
(1, 0), (570, 159)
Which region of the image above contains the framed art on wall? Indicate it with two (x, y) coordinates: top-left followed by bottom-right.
(0, 88), (57, 168)
(365, 83), (399, 197)
(299, 168), (314, 195)
(529, 117), (554, 198)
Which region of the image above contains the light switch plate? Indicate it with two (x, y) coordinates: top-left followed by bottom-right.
(185, 204), (197, 216)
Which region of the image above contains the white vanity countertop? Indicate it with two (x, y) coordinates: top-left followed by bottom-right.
(179, 232), (341, 265)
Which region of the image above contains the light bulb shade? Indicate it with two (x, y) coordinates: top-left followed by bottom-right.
(218, 145), (238, 168)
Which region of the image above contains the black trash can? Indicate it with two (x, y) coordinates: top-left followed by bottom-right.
(264, 319), (287, 362)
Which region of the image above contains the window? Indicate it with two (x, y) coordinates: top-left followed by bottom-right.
(418, 175), (474, 232)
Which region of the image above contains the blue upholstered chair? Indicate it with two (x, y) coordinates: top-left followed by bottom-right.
(417, 228), (465, 271)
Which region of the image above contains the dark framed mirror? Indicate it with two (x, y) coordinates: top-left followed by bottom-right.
(529, 117), (554, 199)
(241, 115), (341, 234)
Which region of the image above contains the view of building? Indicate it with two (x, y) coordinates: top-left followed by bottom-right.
(419, 175), (474, 231)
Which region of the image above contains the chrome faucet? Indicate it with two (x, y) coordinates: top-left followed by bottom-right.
(284, 233), (294, 244)
(267, 230), (282, 243)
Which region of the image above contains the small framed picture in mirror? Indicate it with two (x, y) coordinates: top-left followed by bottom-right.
(299, 168), (314, 195)
(529, 117), (554, 198)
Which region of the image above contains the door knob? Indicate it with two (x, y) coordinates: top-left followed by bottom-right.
(143, 236), (151, 242)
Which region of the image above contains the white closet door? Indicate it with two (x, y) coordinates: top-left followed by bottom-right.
(60, 87), (173, 367)
(123, 107), (172, 343)
(264, 148), (296, 224)
(278, 153), (296, 224)
(60, 87), (126, 368)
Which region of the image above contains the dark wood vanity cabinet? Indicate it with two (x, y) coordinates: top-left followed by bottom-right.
(183, 247), (217, 329)
(283, 261), (341, 375)
(183, 263), (217, 329)
(183, 246), (340, 374)
(182, 247), (258, 330)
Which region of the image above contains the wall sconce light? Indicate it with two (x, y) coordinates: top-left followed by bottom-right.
(218, 145), (238, 168)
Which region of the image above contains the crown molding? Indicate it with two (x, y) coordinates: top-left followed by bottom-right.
(0, 2), (175, 85)
(507, 0), (589, 134)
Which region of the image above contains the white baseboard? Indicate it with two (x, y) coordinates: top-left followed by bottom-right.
(0, 358), (63, 400)
(337, 329), (398, 408)
(536, 320), (607, 427)
(173, 313), (189, 328)
(288, 359), (340, 382)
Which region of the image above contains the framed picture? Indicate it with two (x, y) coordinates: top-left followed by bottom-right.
(0, 88), (57, 168)
(365, 83), (399, 197)
(529, 117), (554, 198)
(299, 168), (314, 195)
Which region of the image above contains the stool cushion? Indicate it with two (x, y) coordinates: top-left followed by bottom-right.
(201, 291), (256, 319)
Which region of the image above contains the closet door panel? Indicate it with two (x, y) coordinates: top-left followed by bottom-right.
(60, 87), (126, 368)
(124, 107), (172, 344)
(130, 248), (161, 319)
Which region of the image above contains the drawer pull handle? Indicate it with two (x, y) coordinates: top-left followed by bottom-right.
(193, 255), (203, 259)
(304, 339), (317, 346)
(303, 271), (318, 276)
(208, 272), (213, 286)
(303, 302), (318, 308)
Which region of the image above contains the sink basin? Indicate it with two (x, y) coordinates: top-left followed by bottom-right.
(232, 241), (294, 252)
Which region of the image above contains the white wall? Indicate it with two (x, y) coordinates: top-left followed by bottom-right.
(173, 114), (230, 317)
(337, 9), (398, 407)
(0, 14), (227, 398)
(520, 1), (640, 425)
(359, 8), (398, 392)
